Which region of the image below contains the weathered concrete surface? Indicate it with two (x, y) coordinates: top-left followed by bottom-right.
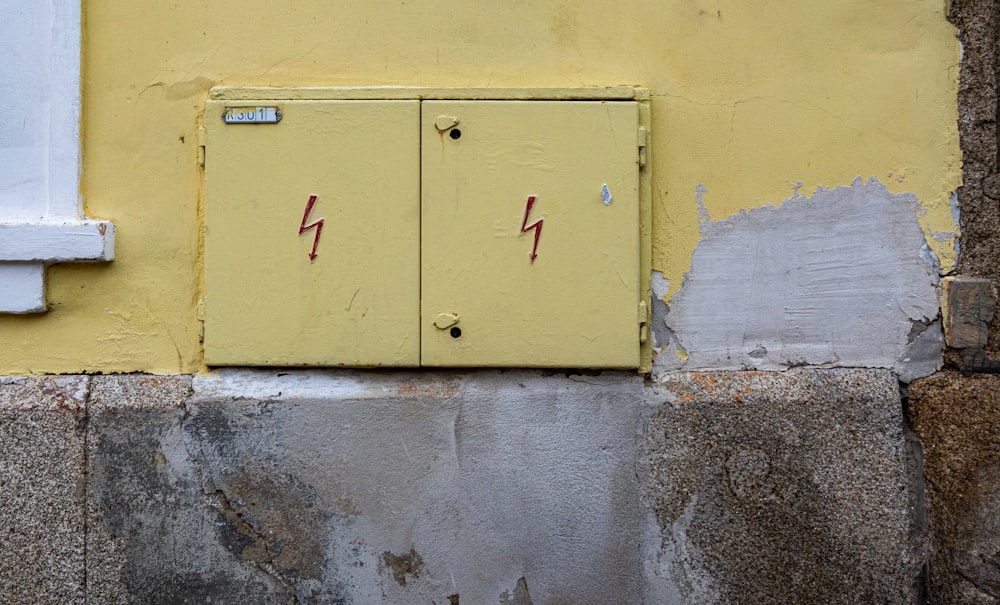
(84, 374), (273, 605)
(656, 178), (941, 381)
(908, 372), (1000, 604)
(644, 369), (925, 604)
(0, 376), (88, 604)
(87, 370), (646, 604)
(0, 369), (936, 603)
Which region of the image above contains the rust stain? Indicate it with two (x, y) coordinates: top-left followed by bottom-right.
(379, 548), (424, 587)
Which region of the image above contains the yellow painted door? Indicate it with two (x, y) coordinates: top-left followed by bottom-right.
(203, 100), (420, 366)
(420, 101), (640, 367)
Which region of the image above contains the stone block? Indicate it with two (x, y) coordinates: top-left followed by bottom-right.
(909, 372), (1000, 604)
(84, 374), (285, 604)
(644, 369), (924, 604)
(943, 277), (995, 349)
(0, 376), (87, 604)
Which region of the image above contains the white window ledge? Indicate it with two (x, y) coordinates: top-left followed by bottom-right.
(0, 221), (116, 313)
(0, 3), (116, 314)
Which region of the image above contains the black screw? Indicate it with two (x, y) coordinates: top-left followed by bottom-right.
(449, 129), (462, 140)
(450, 327), (462, 338)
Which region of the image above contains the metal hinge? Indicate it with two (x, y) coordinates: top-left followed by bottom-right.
(197, 299), (205, 343)
(638, 300), (649, 344)
(197, 126), (207, 168)
(637, 126), (648, 168)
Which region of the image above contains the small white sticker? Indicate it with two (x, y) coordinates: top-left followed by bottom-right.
(222, 106), (282, 124)
(601, 183), (613, 206)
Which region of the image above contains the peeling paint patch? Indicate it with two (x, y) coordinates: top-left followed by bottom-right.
(694, 184), (711, 231)
(661, 178), (940, 376)
(649, 272), (675, 350)
(651, 271), (689, 373)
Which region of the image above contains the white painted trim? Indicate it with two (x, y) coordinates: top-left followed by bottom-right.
(47, 0), (83, 218)
(0, 264), (46, 313)
(0, 1), (115, 313)
(0, 221), (115, 262)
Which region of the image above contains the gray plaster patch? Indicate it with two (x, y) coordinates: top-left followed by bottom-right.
(87, 370), (648, 604)
(658, 178), (941, 378)
(644, 368), (925, 604)
(895, 320), (944, 383)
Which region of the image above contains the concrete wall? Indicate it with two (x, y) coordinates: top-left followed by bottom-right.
(2, 371), (924, 604)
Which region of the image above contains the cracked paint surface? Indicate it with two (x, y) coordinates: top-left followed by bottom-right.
(655, 178), (941, 378)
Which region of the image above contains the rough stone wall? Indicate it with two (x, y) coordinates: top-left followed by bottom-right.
(951, 0), (1000, 296)
(949, 0), (1000, 367)
(910, 374), (1000, 604)
(905, 1), (1000, 604)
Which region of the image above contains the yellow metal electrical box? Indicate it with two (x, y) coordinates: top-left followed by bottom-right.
(421, 101), (640, 367)
(203, 88), (650, 369)
(203, 100), (421, 366)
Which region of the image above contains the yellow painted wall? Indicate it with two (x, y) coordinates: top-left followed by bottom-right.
(0, 0), (960, 373)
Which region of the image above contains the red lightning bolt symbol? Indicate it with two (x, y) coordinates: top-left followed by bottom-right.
(298, 194), (324, 262)
(519, 195), (543, 263)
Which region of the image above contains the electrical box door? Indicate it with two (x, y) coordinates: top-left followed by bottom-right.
(203, 100), (421, 366)
(420, 100), (641, 368)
